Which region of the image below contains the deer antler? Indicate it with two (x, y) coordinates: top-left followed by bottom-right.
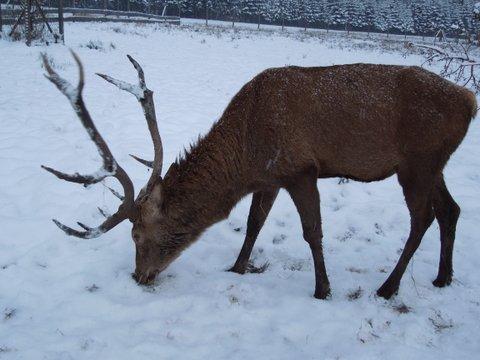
(97, 55), (163, 182)
(129, 154), (153, 169)
(41, 50), (136, 238)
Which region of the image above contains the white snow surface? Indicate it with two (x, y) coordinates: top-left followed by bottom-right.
(1, 23), (480, 359)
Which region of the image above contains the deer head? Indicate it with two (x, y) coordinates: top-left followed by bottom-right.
(42, 51), (177, 284)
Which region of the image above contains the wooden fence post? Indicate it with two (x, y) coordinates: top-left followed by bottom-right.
(26, 0), (33, 46)
(58, 0), (64, 43)
(205, 1), (208, 26)
(0, 1), (3, 34)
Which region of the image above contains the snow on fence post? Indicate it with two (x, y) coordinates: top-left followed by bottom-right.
(58, 0), (64, 43)
(0, 1), (3, 33)
(26, 0), (33, 46)
(205, 0), (209, 26)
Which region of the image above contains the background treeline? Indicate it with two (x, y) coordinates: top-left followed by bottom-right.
(7, 0), (480, 37)
(174, 0), (479, 37)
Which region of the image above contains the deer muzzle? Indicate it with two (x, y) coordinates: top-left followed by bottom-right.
(132, 269), (159, 285)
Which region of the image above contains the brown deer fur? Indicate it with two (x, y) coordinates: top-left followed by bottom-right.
(45, 57), (476, 300)
(134, 64), (476, 299)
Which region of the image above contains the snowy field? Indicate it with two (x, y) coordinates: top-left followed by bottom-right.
(1, 23), (480, 359)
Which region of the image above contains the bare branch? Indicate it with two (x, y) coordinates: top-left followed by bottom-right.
(409, 42), (480, 93)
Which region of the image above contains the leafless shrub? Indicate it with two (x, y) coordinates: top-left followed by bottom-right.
(9, 28), (22, 42)
(346, 266), (367, 274)
(39, 54), (64, 71)
(3, 308), (16, 320)
(85, 284), (100, 293)
(392, 303), (411, 314)
(272, 234), (286, 244)
(7, 22), (53, 44)
(409, 42), (480, 93)
(111, 26), (126, 34)
(246, 261), (269, 273)
(80, 40), (116, 52)
(81, 40), (105, 51)
(347, 287), (363, 301)
(0, 346), (14, 353)
(429, 310), (454, 333)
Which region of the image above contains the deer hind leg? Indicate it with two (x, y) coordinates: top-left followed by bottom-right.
(229, 188), (279, 274)
(287, 172), (331, 299)
(377, 163), (436, 299)
(432, 174), (460, 288)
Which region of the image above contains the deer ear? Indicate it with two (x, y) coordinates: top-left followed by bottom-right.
(149, 181), (164, 206)
(139, 180), (164, 220)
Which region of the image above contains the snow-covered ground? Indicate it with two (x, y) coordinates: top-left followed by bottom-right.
(1, 23), (479, 359)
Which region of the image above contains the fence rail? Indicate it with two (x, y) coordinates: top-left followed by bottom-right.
(1, 7), (180, 26)
(2, 7), (178, 20)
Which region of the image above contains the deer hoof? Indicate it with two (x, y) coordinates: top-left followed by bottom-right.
(432, 275), (452, 288)
(227, 265), (246, 275)
(228, 261), (269, 274)
(314, 288), (331, 300)
(376, 283), (398, 300)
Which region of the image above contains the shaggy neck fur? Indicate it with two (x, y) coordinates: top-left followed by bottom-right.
(161, 117), (249, 241)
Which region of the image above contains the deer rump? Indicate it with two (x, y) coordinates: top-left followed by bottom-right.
(43, 55), (476, 300)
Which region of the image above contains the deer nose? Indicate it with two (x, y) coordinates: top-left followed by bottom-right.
(132, 269), (159, 285)
(131, 272), (139, 282)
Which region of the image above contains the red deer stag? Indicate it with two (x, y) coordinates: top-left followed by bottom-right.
(42, 51), (476, 300)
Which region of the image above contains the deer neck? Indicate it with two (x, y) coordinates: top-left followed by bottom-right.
(161, 121), (248, 236)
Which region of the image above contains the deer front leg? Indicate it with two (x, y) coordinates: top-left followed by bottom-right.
(377, 164), (436, 299)
(229, 189), (279, 274)
(432, 174), (460, 288)
(287, 172), (331, 299)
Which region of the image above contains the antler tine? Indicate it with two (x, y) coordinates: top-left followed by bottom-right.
(52, 210), (128, 239)
(96, 55), (163, 183)
(127, 54), (146, 90)
(42, 51), (136, 239)
(106, 185), (125, 201)
(130, 154), (153, 168)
